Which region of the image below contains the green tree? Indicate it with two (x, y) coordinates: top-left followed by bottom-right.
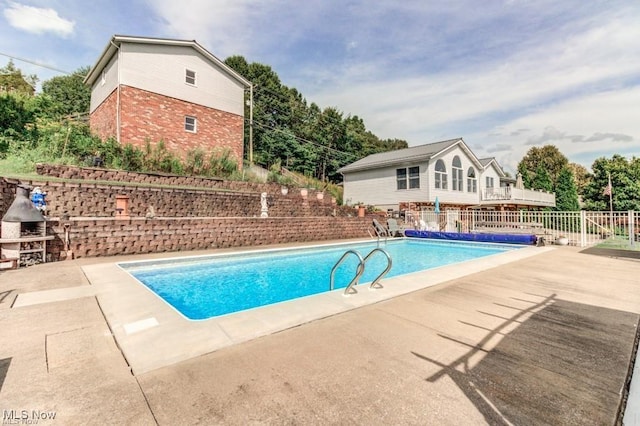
(517, 145), (568, 188)
(532, 163), (553, 192)
(583, 155), (640, 211)
(0, 60), (38, 95)
(41, 66), (91, 118)
(567, 162), (590, 196)
(555, 167), (580, 211)
(224, 55), (407, 182)
(517, 162), (532, 188)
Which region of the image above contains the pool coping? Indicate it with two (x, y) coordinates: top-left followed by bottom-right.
(81, 240), (552, 374)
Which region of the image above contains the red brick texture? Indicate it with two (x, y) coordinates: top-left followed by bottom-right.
(89, 88), (118, 142)
(89, 85), (245, 166)
(118, 85), (244, 165)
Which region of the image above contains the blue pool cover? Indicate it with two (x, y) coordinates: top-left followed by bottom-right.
(405, 229), (538, 245)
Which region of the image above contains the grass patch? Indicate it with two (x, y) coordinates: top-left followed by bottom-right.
(594, 237), (640, 251)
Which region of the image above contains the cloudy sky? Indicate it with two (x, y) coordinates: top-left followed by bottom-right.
(1, 0), (638, 173)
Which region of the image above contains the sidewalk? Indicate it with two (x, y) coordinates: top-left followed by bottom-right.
(1, 246), (639, 424)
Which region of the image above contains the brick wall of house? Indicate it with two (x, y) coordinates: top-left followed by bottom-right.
(44, 217), (371, 260)
(89, 88), (118, 142)
(119, 85), (244, 166)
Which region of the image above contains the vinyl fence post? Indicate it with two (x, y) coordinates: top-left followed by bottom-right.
(629, 210), (634, 248)
(580, 210), (587, 247)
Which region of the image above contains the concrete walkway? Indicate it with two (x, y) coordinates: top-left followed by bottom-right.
(1, 245), (639, 425)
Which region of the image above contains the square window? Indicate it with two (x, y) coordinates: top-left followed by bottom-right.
(185, 116), (197, 132)
(185, 69), (196, 85)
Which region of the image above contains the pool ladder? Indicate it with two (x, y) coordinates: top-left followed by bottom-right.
(329, 248), (392, 295)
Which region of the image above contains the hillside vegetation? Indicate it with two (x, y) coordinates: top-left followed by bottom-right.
(0, 58), (406, 188)
(1, 59), (637, 211)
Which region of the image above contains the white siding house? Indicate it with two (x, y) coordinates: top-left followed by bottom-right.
(338, 138), (555, 211)
(85, 35), (249, 116)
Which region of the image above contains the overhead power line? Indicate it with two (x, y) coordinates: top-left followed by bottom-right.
(250, 119), (357, 161)
(0, 51), (73, 75)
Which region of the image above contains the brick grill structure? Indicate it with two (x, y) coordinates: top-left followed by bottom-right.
(90, 85), (244, 166)
(1, 166), (373, 261)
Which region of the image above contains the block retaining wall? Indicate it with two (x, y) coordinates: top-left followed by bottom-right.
(45, 216), (371, 260)
(11, 180), (338, 219)
(1, 171), (373, 262)
(36, 164), (320, 194)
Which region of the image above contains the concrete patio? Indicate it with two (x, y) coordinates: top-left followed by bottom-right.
(1, 244), (639, 425)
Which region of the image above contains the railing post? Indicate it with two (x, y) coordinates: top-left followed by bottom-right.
(629, 210), (635, 248)
(580, 210), (587, 247)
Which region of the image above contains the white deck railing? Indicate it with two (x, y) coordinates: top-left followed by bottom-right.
(481, 187), (555, 207)
(414, 210), (639, 248)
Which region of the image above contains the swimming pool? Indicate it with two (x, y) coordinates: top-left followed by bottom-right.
(120, 239), (519, 320)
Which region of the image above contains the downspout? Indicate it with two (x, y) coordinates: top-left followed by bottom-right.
(110, 40), (121, 144)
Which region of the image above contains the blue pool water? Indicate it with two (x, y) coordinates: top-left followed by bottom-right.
(120, 239), (517, 320)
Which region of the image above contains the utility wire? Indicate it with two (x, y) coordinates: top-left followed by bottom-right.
(250, 119), (357, 161)
(0, 51), (73, 75)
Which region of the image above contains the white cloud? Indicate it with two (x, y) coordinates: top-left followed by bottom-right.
(3, 2), (75, 38)
(115, 1), (640, 174)
(477, 86), (640, 172)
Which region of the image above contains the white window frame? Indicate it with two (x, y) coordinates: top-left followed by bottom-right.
(452, 156), (463, 192)
(396, 168), (407, 190)
(184, 116), (197, 133)
(185, 69), (196, 86)
(467, 168), (477, 193)
(486, 176), (494, 188)
(435, 160), (447, 190)
(408, 166), (420, 189)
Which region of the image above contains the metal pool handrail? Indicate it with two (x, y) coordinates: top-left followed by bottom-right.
(362, 247), (392, 289)
(330, 249), (365, 295)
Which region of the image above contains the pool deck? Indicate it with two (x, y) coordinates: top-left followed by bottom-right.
(1, 241), (640, 424)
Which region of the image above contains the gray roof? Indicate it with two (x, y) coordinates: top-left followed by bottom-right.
(478, 158), (494, 167)
(338, 138), (463, 174)
(478, 157), (506, 177)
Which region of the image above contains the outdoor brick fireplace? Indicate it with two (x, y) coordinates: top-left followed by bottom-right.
(0, 185), (54, 268)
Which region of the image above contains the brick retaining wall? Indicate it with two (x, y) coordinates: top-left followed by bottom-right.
(36, 164), (315, 194)
(45, 216), (371, 260)
(1, 169), (370, 262)
(11, 180), (338, 219)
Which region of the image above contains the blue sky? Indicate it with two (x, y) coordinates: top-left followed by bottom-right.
(1, 0), (638, 174)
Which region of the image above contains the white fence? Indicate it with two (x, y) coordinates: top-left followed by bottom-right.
(414, 210), (639, 248)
